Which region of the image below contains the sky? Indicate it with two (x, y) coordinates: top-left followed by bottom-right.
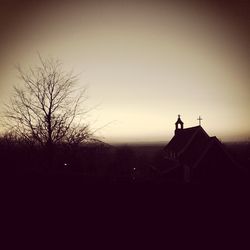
(0, 0), (249, 143)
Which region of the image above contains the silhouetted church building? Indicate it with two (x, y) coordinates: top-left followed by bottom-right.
(154, 115), (241, 183)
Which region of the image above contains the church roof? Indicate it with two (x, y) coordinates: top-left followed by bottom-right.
(155, 118), (242, 182)
(164, 125), (237, 169)
(164, 126), (208, 154)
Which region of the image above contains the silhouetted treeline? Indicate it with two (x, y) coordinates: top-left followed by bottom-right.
(0, 136), (249, 184)
(0, 136), (152, 182)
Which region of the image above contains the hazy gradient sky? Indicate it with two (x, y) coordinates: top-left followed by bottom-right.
(0, 0), (249, 143)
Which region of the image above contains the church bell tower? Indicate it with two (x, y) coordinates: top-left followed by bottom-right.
(175, 115), (184, 135)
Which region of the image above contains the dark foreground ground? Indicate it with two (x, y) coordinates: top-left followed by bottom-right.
(1, 142), (249, 247)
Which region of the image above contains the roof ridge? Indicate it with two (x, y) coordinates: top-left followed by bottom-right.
(193, 136), (241, 169)
(181, 126), (200, 130)
(192, 138), (214, 169)
(178, 126), (203, 156)
(212, 137), (242, 169)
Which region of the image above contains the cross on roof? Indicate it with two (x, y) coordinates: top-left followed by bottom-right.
(197, 116), (202, 126)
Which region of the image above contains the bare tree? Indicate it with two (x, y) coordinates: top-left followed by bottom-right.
(4, 56), (93, 151)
